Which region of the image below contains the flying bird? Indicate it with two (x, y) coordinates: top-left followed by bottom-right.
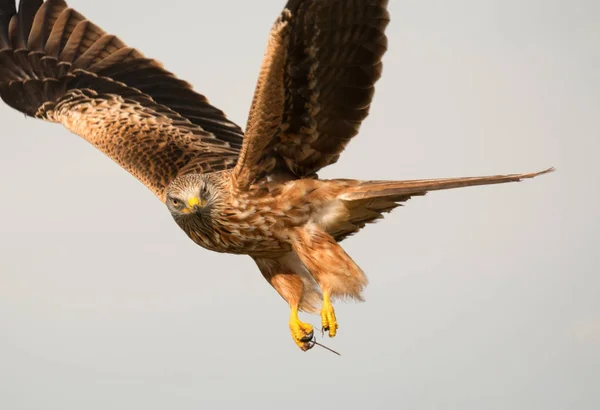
(0, 0), (552, 351)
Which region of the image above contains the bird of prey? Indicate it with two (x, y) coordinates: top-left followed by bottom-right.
(0, 0), (552, 351)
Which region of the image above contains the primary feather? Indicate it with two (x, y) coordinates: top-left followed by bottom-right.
(0, 0), (243, 200)
(0, 0), (553, 352)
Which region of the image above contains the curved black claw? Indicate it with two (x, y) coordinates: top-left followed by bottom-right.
(300, 329), (314, 343)
(304, 335), (341, 355)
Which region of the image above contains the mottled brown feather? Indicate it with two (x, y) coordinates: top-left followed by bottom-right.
(233, 12), (291, 187)
(27, 0), (67, 51)
(0, 0), (244, 200)
(236, 0), (390, 187)
(0, 0), (555, 352)
(58, 19), (100, 62)
(43, 8), (84, 57)
(292, 224), (368, 300)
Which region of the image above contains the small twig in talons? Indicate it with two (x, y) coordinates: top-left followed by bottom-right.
(312, 323), (325, 337)
(311, 339), (341, 356)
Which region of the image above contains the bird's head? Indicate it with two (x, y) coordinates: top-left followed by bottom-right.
(165, 174), (217, 219)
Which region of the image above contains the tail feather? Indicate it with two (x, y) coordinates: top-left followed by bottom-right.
(330, 167), (554, 241)
(341, 167), (554, 202)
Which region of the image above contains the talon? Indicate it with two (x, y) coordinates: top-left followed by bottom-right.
(299, 330), (314, 343)
(289, 306), (315, 351)
(320, 292), (338, 338)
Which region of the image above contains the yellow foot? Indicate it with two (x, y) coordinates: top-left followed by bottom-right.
(289, 306), (314, 351)
(320, 292), (338, 337)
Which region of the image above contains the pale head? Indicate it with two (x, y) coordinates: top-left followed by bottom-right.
(165, 174), (217, 219)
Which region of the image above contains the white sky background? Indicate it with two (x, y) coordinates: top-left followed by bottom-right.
(0, 0), (598, 409)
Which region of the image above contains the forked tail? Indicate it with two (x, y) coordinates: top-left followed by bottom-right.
(291, 167), (554, 301)
(330, 167), (554, 241)
(341, 167), (554, 202)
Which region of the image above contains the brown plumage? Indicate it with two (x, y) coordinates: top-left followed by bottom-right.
(0, 0), (553, 351)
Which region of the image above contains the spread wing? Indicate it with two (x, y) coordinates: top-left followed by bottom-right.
(0, 0), (244, 201)
(233, 0), (389, 188)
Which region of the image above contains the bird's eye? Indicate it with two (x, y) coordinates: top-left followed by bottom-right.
(170, 198), (181, 207)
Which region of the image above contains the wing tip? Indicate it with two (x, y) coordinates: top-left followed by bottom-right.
(0, 0), (17, 47)
(525, 166), (555, 179)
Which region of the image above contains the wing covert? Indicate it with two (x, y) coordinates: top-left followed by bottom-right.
(0, 0), (244, 200)
(234, 0), (390, 188)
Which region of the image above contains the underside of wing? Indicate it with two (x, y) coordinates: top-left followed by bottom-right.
(0, 0), (244, 200)
(234, 0), (389, 187)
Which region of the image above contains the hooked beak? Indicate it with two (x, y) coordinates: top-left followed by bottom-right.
(183, 196), (206, 213)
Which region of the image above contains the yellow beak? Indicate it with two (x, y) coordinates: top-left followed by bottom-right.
(188, 197), (201, 208)
(183, 196), (206, 213)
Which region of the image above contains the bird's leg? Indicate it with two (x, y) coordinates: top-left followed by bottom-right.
(253, 256), (316, 351)
(320, 290), (338, 337)
(289, 304), (314, 351)
(292, 225), (368, 340)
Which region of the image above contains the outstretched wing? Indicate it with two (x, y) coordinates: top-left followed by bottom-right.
(233, 0), (389, 188)
(0, 0), (244, 201)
